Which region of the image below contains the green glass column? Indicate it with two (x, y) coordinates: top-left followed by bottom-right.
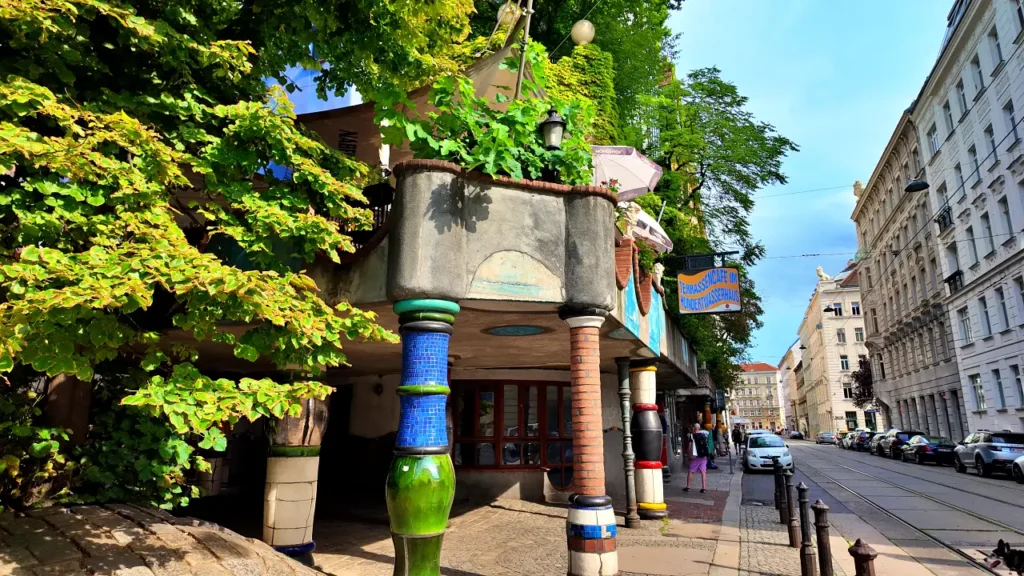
(387, 299), (459, 576)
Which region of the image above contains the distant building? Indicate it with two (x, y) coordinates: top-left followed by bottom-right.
(778, 340), (802, 432)
(734, 363), (782, 430)
(797, 262), (887, 436)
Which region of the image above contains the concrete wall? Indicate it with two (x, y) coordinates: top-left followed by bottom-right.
(386, 166), (615, 310)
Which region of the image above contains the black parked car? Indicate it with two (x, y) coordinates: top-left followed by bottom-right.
(877, 429), (925, 458)
(899, 435), (957, 465)
(853, 431), (877, 451)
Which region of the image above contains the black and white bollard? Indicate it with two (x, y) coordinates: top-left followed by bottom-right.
(773, 457), (784, 515)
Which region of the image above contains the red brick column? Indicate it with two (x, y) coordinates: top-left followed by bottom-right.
(562, 313), (617, 576)
(569, 316), (606, 495)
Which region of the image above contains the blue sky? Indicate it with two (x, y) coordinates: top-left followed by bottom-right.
(668, 1), (953, 366)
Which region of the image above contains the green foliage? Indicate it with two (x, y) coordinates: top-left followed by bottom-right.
(376, 42), (596, 185)
(644, 68), (798, 261)
(548, 44), (622, 145)
(0, 382), (72, 512)
(633, 68), (794, 390)
(0, 0), (477, 507)
(75, 372), (208, 509)
(635, 240), (657, 275)
(471, 0), (678, 136)
(850, 357), (875, 409)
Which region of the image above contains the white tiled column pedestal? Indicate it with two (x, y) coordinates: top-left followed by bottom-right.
(263, 453), (320, 555)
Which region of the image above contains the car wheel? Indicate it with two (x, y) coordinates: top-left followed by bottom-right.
(1014, 464), (1024, 485)
(900, 450), (907, 462)
(890, 447), (899, 459)
(916, 453), (925, 465)
(954, 456), (966, 473)
(976, 456), (992, 477)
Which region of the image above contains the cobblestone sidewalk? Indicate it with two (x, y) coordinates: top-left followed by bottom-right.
(739, 504), (848, 576)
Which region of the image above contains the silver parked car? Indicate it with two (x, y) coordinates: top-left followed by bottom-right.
(954, 430), (1024, 477)
(1013, 454), (1024, 484)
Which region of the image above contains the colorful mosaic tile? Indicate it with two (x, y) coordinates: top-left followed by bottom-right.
(401, 331), (450, 386)
(567, 523), (617, 539)
(396, 394), (448, 448)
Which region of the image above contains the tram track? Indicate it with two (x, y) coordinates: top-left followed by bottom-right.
(810, 446), (1024, 518)
(795, 447), (1024, 576)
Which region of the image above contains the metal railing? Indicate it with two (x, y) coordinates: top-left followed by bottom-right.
(944, 269), (965, 295)
(935, 205), (954, 233)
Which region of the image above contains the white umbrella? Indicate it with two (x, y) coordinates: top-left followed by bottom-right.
(618, 202), (674, 253)
(592, 146), (664, 201)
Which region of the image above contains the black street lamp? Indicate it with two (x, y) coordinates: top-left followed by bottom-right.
(905, 179), (930, 193)
(539, 109), (566, 150)
(823, 306), (835, 313)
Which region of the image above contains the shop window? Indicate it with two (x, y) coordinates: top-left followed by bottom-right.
(452, 382), (575, 490)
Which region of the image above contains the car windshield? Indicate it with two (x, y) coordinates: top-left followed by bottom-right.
(921, 436), (950, 444)
(751, 437), (785, 448)
(991, 434), (1024, 444)
(897, 431), (923, 441)
(821, 433), (833, 438)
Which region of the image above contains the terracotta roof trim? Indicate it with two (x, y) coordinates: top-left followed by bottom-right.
(740, 362), (778, 373)
(392, 159), (617, 204)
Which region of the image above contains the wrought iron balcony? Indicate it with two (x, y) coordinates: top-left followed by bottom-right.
(935, 205), (953, 234)
(944, 269), (964, 296)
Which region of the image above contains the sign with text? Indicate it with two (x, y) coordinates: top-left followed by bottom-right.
(677, 268), (741, 314)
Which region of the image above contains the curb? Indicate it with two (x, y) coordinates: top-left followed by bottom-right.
(709, 470), (742, 576)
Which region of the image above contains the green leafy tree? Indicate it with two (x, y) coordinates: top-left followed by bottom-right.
(635, 68), (796, 389)
(850, 357), (875, 409)
(0, 0), (474, 509)
(548, 44), (621, 145)
(471, 0), (678, 136)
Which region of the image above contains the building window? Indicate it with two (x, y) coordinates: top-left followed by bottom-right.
(912, 148), (922, 174)
(980, 296), (992, 336)
(837, 328), (846, 344)
(1016, 278), (1024, 325)
(851, 301), (861, 315)
(452, 382), (572, 489)
(971, 54), (985, 93)
(878, 354), (886, 379)
(840, 355), (850, 371)
(1012, 365), (1024, 405)
(855, 327), (865, 342)
(981, 212), (995, 253)
(871, 310), (879, 333)
(968, 145), (981, 184)
(843, 381), (854, 399)
(927, 124), (939, 155)
(943, 100), (954, 133)
(971, 374), (986, 410)
(929, 258), (939, 293)
(833, 302), (843, 317)
(999, 197), (1013, 238)
(956, 80), (968, 115)
(845, 411), (858, 430)
(994, 369), (1007, 409)
(986, 124), (998, 163)
(1006, 100), (1019, 144)
(997, 287), (1010, 330)
(991, 27), (1005, 64)
(953, 166), (964, 196)
(967, 226), (979, 264)
(959, 306), (973, 344)
(1018, 0), (1024, 31)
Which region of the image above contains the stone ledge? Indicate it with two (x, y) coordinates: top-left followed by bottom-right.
(0, 504), (319, 576)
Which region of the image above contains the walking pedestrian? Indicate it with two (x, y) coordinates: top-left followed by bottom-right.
(684, 423), (708, 493)
(731, 424), (743, 453)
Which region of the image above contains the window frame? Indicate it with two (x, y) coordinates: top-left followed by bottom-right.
(451, 380), (576, 485)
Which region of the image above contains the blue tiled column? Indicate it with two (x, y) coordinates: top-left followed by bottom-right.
(386, 299), (459, 576)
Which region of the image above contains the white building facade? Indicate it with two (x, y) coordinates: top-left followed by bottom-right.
(778, 341), (802, 433)
(797, 263), (887, 436)
(911, 0), (1024, 433)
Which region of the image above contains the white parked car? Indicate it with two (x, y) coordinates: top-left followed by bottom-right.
(744, 434), (793, 472)
(1014, 454), (1024, 484)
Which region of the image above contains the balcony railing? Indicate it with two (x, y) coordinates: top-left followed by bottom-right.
(340, 181), (393, 251)
(944, 269), (965, 295)
(935, 205), (954, 233)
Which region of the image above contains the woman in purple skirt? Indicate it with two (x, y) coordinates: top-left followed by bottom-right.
(684, 423), (708, 493)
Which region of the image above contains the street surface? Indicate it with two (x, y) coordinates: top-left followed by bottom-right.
(743, 441), (1024, 575)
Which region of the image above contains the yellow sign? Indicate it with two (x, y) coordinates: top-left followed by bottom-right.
(677, 268), (741, 314)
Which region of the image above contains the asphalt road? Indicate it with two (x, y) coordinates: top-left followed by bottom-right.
(778, 441), (1024, 574)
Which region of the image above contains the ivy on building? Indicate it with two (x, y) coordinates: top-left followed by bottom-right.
(548, 44), (622, 145)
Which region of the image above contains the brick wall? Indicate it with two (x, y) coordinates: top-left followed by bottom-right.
(569, 324), (605, 496)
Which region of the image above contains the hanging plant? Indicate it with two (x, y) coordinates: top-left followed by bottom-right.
(636, 240), (657, 275)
